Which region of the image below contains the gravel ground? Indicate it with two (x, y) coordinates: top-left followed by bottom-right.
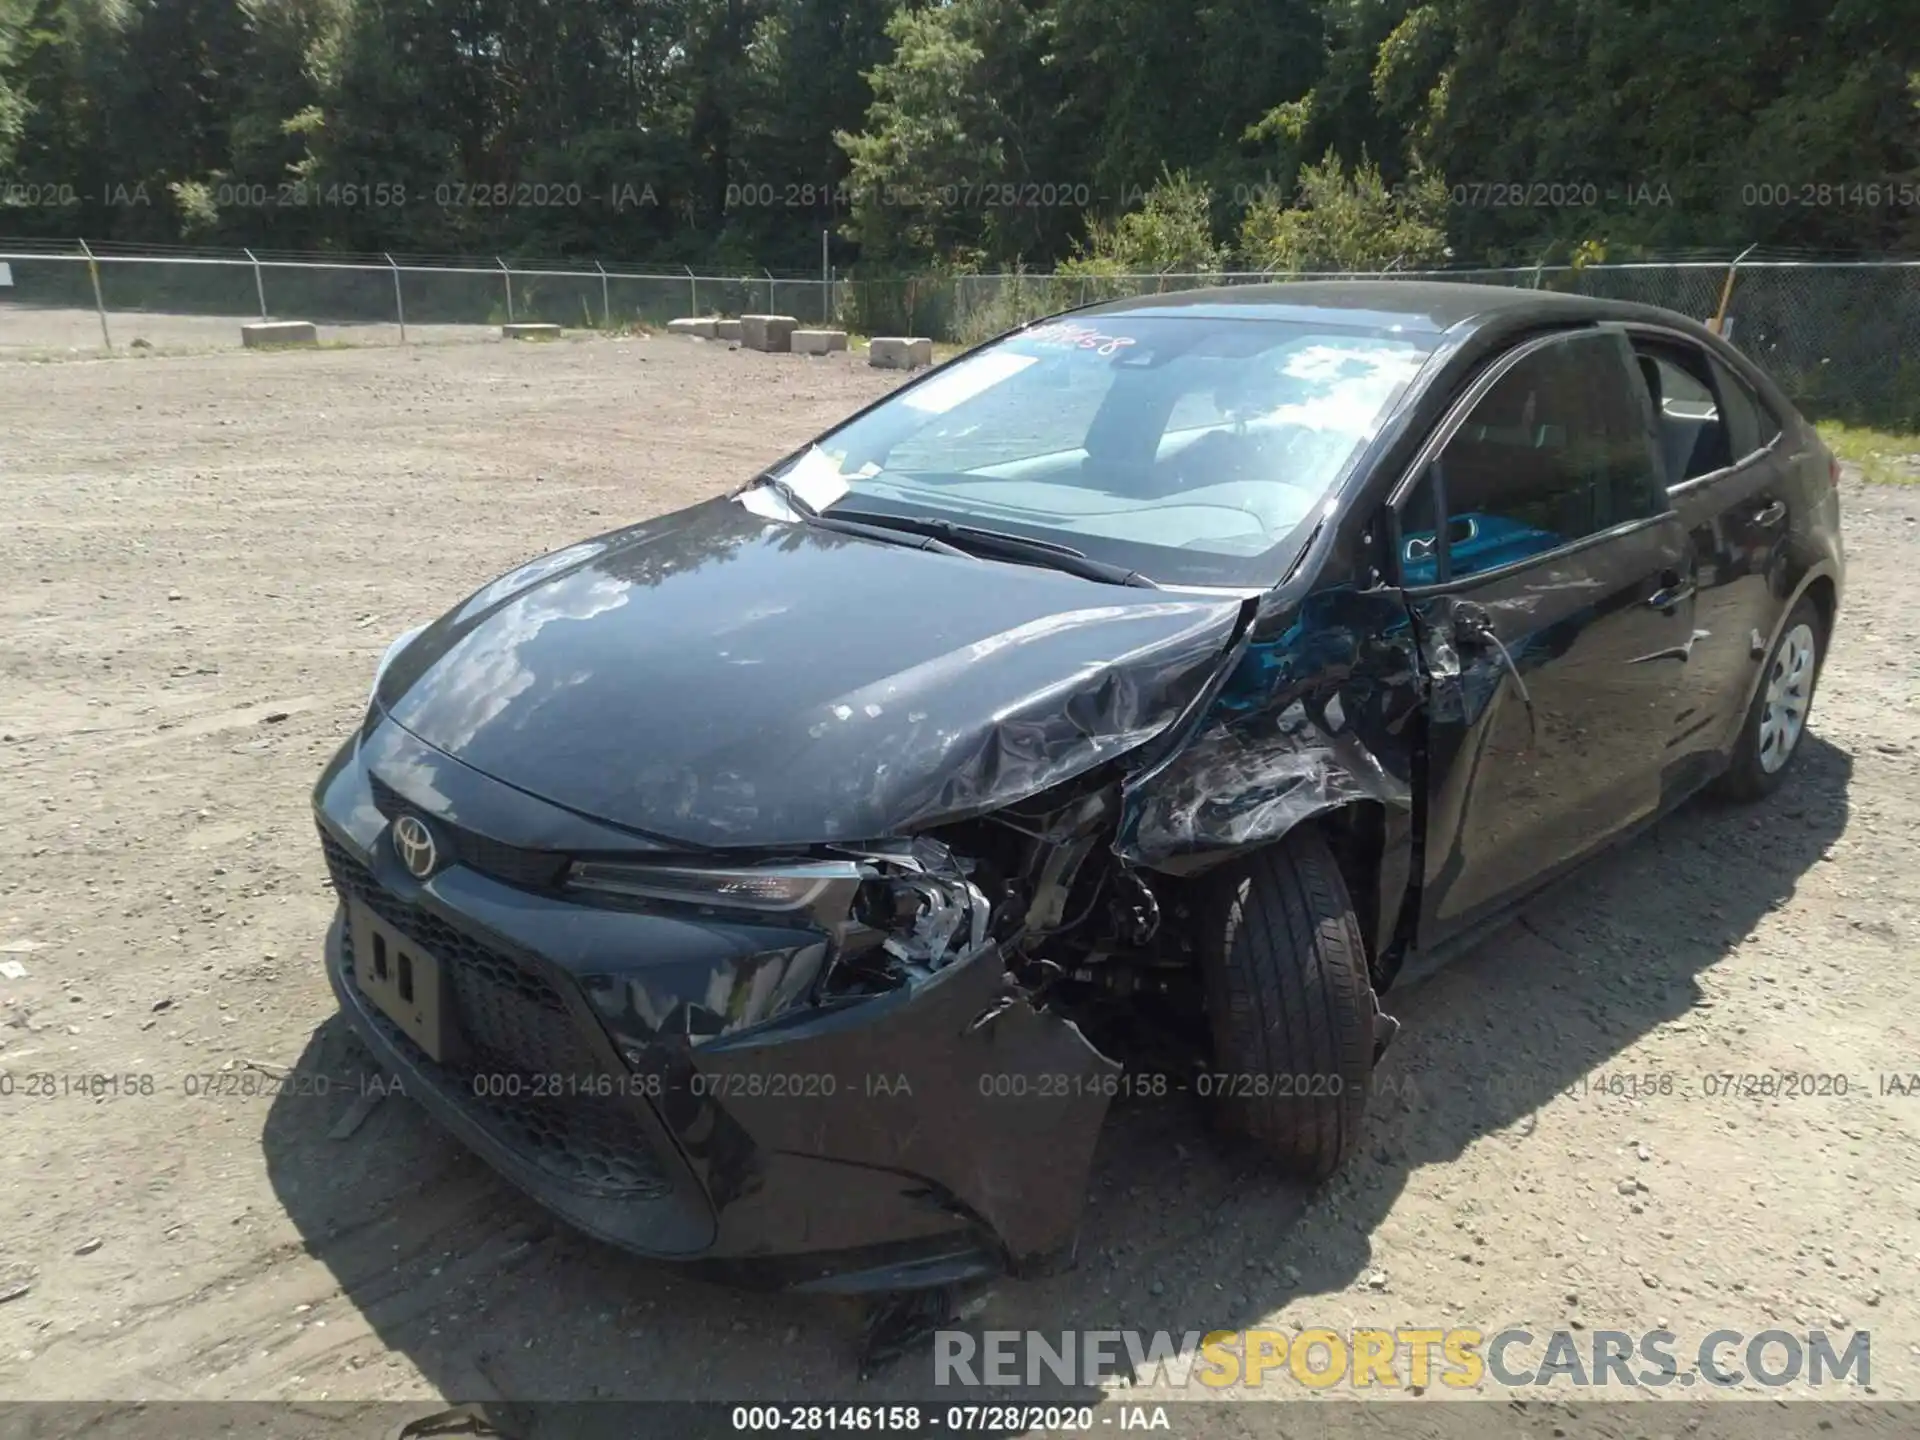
(0, 301), (496, 355)
(1, 334), (1917, 1420)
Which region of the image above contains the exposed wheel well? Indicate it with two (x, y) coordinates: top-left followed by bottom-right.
(1802, 574), (1838, 644)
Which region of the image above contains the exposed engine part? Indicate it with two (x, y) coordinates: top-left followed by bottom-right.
(1015, 789), (1117, 934)
(1067, 949), (1191, 996)
(879, 873), (992, 978)
(1110, 867), (1161, 948)
(829, 781), (1194, 1027)
(1051, 872), (1109, 935)
(838, 834), (975, 878)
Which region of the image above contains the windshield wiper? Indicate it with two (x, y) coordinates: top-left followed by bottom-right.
(831, 509), (1160, 589)
(751, 471), (819, 519)
(748, 475), (972, 559)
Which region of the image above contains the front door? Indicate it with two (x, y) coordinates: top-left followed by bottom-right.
(1395, 328), (1698, 947)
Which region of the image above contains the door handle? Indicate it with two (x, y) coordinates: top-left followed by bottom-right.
(1753, 500), (1787, 526)
(1646, 571), (1697, 612)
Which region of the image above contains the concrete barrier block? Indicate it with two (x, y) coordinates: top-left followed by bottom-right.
(740, 314), (799, 353)
(868, 336), (934, 370)
(502, 323), (562, 340)
(668, 317), (718, 339)
(791, 329), (849, 356)
(713, 319), (743, 342)
(241, 320), (317, 349)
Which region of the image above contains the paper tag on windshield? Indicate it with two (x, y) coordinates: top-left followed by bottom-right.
(783, 447), (854, 511)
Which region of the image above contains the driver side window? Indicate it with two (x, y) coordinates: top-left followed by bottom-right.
(1398, 331), (1668, 585)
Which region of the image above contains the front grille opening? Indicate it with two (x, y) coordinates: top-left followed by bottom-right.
(322, 831), (580, 1079)
(372, 932), (389, 981)
(324, 827), (673, 1202)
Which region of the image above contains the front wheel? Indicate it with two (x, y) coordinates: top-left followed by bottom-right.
(1193, 826), (1385, 1180)
(1714, 596), (1826, 801)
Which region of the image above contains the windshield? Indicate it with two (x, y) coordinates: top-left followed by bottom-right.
(766, 313), (1436, 588)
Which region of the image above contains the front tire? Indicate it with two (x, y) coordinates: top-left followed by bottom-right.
(1715, 595), (1826, 801)
(1194, 826), (1380, 1180)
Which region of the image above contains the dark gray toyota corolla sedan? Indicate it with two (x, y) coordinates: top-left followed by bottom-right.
(314, 282), (1842, 1294)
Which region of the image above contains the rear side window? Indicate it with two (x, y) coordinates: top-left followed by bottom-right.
(1708, 355), (1782, 459)
(1402, 331), (1667, 583)
(1634, 342), (1734, 484)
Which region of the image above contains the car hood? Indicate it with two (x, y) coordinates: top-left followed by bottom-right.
(377, 497), (1247, 848)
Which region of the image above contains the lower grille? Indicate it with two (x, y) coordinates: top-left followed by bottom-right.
(455, 1082), (673, 1194)
(324, 829), (671, 1201)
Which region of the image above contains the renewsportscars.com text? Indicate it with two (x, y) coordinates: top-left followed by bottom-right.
(934, 1327), (1871, 1391)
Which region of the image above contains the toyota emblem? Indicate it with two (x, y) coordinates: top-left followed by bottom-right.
(391, 814), (440, 879)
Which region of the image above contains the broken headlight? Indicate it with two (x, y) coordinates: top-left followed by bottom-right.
(830, 839), (996, 988)
(570, 842), (995, 988)
(858, 872), (991, 974)
(568, 859), (863, 914)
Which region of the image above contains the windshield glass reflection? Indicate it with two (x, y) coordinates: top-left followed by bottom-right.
(773, 314), (1435, 587)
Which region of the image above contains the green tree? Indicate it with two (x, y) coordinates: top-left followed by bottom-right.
(836, 0), (1065, 266)
(724, 0), (894, 267)
(1381, 0), (1919, 256)
(0, 0), (1912, 266)
(1062, 168), (1228, 274)
(5, 0), (137, 236)
(1238, 149), (1448, 271)
(0, 0), (30, 175)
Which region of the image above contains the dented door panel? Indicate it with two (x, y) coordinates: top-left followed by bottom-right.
(1412, 514), (1696, 946)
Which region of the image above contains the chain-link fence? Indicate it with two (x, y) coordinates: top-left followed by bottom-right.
(842, 260), (1920, 428)
(0, 243), (839, 352)
(3, 243), (1915, 426)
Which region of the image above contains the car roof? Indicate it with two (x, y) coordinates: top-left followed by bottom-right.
(1076, 279), (1639, 335)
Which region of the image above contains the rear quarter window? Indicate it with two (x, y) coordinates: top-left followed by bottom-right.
(1708, 355), (1783, 459)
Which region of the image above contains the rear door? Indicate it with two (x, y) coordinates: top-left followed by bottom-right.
(1394, 328), (1697, 946)
(1627, 333), (1795, 793)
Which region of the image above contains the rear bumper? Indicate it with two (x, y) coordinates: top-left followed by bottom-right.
(313, 723), (1118, 1292)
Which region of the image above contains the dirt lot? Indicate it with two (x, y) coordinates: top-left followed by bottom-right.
(2, 334), (1918, 1416)
(0, 301), (496, 355)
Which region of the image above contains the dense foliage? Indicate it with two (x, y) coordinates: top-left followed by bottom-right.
(0, 0), (1914, 269)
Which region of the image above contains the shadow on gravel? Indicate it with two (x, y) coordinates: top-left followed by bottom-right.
(261, 735), (1849, 1403)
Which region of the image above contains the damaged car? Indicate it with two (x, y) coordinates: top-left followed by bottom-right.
(314, 281), (1843, 1294)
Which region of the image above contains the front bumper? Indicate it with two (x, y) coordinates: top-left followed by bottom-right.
(313, 721), (1119, 1292)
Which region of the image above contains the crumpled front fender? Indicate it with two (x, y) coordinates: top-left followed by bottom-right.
(1119, 586), (1423, 869)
